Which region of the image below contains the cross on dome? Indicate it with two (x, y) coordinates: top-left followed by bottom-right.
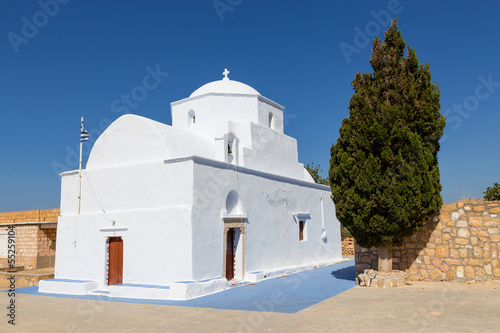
(222, 68), (230, 80)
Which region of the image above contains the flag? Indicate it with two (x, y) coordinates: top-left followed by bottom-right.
(80, 118), (89, 142)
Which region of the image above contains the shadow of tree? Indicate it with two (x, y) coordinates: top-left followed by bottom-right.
(331, 265), (356, 281)
(394, 217), (438, 273)
(355, 215), (440, 277)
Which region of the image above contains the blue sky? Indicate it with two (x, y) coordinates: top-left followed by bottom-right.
(1, 0), (499, 212)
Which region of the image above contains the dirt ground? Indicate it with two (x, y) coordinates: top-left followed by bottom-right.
(1, 279), (499, 332)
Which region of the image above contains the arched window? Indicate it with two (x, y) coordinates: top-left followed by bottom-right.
(225, 190), (241, 215)
(188, 110), (195, 127)
(269, 112), (274, 129)
(225, 132), (238, 165)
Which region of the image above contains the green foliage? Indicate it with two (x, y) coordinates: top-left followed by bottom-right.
(483, 182), (500, 201)
(305, 163), (329, 185)
(329, 20), (445, 248)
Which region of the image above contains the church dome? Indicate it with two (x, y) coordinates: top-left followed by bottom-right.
(189, 68), (260, 98)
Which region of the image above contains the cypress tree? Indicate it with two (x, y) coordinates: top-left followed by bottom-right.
(329, 20), (445, 271)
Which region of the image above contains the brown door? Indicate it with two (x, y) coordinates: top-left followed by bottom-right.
(226, 229), (234, 280)
(108, 237), (123, 286)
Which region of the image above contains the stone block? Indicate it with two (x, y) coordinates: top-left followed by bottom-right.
(474, 205), (485, 212)
(475, 267), (485, 276)
(435, 246), (448, 258)
(457, 266), (464, 278)
(489, 228), (499, 234)
(442, 203), (457, 212)
(455, 238), (469, 245)
(494, 269), (500, 278)
(445, 259), (462, 265)
(473, 247), (483, 258)
(468, 259), (482, 266)
(457, 228), (470, 238)
(446, 270), (455, 280)
(491, 235), (500, 243)
(484, 219), (500, 227)
(432, 258), (442, 267)
(450, 249), (460, 258)
(469, 217), (482, 227)
(465, 266), (475, 278)
(485, 264), (492, 275)
(430, 269), (442, 279)
(490, 207), (500, 214)
(492, 260), (499, 268)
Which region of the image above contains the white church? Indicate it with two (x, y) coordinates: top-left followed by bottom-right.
(39, 69), (343, 300)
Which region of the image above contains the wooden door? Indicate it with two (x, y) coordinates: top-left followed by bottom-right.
(108, 237), (123, 286)
(226, 229), (234, 280)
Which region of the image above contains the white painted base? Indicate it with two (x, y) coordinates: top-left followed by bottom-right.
(169, 277), (229, 300)
(251, 258), (348, 281)
(109, 283), (171, 300)
(245, 271), (265, 282)
(38, 279), (99, 295)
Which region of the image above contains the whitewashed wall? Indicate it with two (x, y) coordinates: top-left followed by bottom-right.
(55, 160), (196, 288)
(190, 158), (342, 281)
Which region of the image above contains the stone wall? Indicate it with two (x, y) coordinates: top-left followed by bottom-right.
(355, 201), (500, 282)
(0, 209), (59, 270)
(0, 209), (59, 224)
(0, 270), (54, 287)
(342, 237), (355, 255)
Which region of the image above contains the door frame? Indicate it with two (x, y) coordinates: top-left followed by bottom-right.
(106, 236), (123, 286)
(225, 228), (235, 280)
(222, 217), (246, 280)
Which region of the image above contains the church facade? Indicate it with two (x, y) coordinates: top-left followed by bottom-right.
(39, 70), (343, 300)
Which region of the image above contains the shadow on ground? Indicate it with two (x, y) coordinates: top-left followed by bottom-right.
(331, 265), (355, 281)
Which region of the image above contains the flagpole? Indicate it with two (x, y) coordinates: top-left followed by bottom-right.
(78, 116), (83, 215)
